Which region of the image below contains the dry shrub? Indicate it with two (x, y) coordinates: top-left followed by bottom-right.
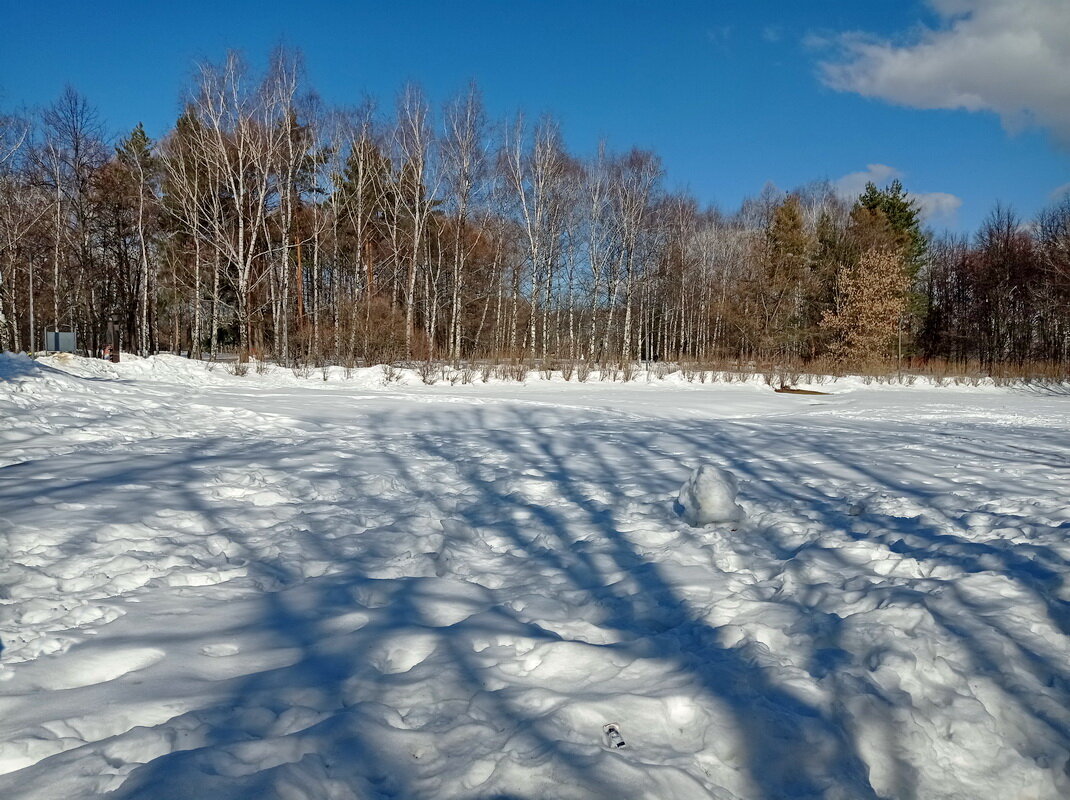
(291, 358), (312, 379)
(775, 367), (802, 389)
(356, 297), (427, 364)
(507, 361), (529, 382)
(417, 360), (440, 385)
(340, 352), (355, 380)
(652, 362), (673, 380)
(446, 365), (474, 385)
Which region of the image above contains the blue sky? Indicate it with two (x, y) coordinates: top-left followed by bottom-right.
(2, 1), (1067, 233)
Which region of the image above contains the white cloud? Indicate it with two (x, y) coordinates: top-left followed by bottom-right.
(833, 163), (963, 226)
(913, 191), (964, 225)
(1051, 181), (1070, 200)
(762, 26), (783, 43)
(833, 163), (901, 199)
(707, 26), (732, 45)
(819, 0), (1070, 143)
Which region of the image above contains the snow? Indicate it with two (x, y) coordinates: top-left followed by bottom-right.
(678, 465), (744, 526)
(1, 352), (1069, 799)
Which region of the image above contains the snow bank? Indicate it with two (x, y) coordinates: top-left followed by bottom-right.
(678, 465), (744, 526)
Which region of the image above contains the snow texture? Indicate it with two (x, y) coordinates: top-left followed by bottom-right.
(678, 465), (744, 526)
(1, 352), (1070, 800)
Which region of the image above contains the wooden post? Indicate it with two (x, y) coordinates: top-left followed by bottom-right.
(108, 314), (121, 362)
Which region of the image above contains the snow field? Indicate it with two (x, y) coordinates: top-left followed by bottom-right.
(1, 353), (1069, 799)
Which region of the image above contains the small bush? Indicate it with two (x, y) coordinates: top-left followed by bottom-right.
(417, 360), (440, 385)
(507, 361), (528, 382)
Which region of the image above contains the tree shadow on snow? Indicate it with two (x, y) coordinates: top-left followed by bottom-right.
(3, 396), (1068, 799)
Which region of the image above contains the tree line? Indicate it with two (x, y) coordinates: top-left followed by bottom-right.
(1, 49), (1068, 374)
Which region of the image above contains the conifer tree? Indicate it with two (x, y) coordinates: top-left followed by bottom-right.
(116, 122), (160, 355)
(857, 179), (925, 276)
(758, 195), (813, 357)
(807, 209), (850, 355)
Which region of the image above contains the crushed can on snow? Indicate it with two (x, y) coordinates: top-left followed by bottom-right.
(602, 722), (626, 749)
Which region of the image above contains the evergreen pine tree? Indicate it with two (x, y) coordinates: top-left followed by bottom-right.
(116, 122), (157, 175)
(857, 179), (925, 276)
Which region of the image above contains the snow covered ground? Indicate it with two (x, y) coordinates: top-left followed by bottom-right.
(1, 353), (1069, 800)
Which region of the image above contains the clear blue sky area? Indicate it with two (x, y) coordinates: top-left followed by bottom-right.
(2, 0), (1067, 233)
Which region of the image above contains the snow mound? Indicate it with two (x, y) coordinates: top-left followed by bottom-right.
(678, 464), (744, 526)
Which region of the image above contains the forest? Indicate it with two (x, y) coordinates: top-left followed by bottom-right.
(1, 49), (1068, 377)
